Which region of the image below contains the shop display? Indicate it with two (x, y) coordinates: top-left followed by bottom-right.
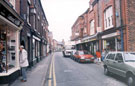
(0, 28), (17, 73)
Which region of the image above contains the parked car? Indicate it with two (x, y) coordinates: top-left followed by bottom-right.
(72, 50), (95, 63)
(103, 51), (135, 86)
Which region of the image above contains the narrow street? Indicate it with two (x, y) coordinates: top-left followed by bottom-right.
(45, 52), (127, 86)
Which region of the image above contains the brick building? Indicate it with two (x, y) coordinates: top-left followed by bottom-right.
(0, 0), (49, 84)
(20, 0), (48, 66)
(71, 9), (89, 50)
(121, 0), (135, 51)
(71, 0), (135, 55)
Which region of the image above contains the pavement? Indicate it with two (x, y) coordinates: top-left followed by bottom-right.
(10, 54), (53, 86)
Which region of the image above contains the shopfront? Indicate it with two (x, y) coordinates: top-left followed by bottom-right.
(81, 33), (99, 56)
(102, 32), (121, 51)
(0, 0), (23, 84)
(88, 40), (99, 55)
(41, 39), (47, 57)
(32, 35), (41, 64)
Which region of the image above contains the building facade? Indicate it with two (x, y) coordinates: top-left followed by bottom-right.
(71, 0), (135, 55)
(121, 0), (135, 51)
(20, 0), (48, 66)
(0, 0), (49, 84)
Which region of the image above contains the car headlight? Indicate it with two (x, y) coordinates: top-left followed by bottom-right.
(81, 56), (85, 59)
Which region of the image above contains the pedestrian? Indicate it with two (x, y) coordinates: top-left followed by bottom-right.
(96, 50), (101, 64)
(101, 49), (106, 61)
(19, 45), (29, 82)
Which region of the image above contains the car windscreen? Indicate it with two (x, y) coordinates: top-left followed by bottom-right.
(124, 53), (135, 62)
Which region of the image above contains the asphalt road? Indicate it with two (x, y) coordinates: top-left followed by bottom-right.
(46, 52), (127, 86)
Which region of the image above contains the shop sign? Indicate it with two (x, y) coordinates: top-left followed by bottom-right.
(33, 35), (41, 41)
(102, 32), (117, 39)
(82, 38), (96, 43)
(89, 38), (96, 42)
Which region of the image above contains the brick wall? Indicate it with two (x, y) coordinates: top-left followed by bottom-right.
(15, 0), (20, 14)
(126, 0), (135, 51)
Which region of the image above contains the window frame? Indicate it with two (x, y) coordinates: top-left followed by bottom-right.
(9, 0), (16, 9)
(115, 53), (123, 61)
(90, 20), (95, 35)
(27, 2), (30, 24)
(104, 6), (113, 30)
(106, 53), (115, 60)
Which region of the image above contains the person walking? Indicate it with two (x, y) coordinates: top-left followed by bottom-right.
(101, 49), (106, 61)
(19, 45), (29, 82)
(96, 50), (101, 64)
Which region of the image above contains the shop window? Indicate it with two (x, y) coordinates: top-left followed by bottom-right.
(0, 28), (17, 73)
(32, 39), (36, 61)
(37, 42), (40, 57)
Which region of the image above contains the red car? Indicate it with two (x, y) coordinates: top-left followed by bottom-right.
(72, 50), (95, 63)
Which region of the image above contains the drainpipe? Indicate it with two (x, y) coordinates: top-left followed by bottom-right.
(120, 0), (124, 51)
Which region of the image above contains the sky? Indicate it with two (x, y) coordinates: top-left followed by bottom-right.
(41, 0), (90, 42)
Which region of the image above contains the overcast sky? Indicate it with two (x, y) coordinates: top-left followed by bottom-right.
(41, 0), (90, 42)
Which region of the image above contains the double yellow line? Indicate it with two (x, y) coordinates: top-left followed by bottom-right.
(48, 54), (57, 86)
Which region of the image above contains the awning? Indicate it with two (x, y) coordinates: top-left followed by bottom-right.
(81, 32), (99, 43)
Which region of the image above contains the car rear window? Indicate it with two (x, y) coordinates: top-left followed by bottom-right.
(124, 53), (135, 62)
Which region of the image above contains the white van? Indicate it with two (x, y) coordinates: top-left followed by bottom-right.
(62, 45), (76, 57)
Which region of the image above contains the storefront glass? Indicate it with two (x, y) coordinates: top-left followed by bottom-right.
(0, 28), (17, 73)
(103, 37), (121, 51)
(38, 41), (40, 57)
(32, 39), (36, 61)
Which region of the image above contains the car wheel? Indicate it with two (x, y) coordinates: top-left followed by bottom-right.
(104, 67), (109, 75)
(78, 59), (81, 63)
(73, 57), (75, 60)
(127, 74), (135, 86)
